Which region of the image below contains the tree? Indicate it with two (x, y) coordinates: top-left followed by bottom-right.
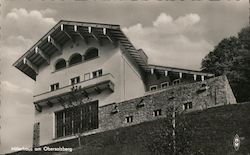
(201, 26), (250, 102)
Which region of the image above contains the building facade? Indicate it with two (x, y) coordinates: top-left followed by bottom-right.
(13, 20), (236, 147)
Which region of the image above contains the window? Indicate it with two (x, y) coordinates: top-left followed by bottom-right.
(84, 73), (90, 81)
(70, 76), (80, 85)
(84, 48), (98, 60)
(69, 53), (82, 66)
(149, 85), (157, 91)
(55, 101), (98, 138)
(173, 79), (181, 85)
(55, 59), (66, 70)
(183, 102), (193, 110)
(92, 69), (102, 78)
(153, 109), (162, 117)
(50, 83), (59, 91)
(161, 82), (169, 88)
(126, 116), (133, 123)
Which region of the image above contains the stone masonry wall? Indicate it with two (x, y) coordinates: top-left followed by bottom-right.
(98, 75), (236, 133)
(224, 76), (237, 104)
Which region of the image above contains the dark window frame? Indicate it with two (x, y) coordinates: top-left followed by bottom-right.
(92, 69), (102, 78)
(153, 109), (162, 117)
(55, 100), (99, 138)
(183, 102), (193, 110)
(173, 79), (181, 85)
(161, 82), (169, 88)
(149, 85), (157, 91)
(70, 76), (80, 85)
(55, 59), (67, 70)
(69, 53), (82, 66)
(126, 116), (133, 123)
(84, 48), (98, 61)
(50, 83), (59, 91)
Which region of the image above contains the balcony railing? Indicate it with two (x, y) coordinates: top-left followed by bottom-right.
(34, 73), (115, 103)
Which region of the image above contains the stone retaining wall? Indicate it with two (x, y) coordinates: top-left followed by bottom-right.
(97, 75), (236, 133)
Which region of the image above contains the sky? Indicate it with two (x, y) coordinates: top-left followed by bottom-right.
(0, 0), (248, 154)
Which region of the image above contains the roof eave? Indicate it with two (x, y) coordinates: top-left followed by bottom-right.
(148, 64), (214, 77)
(12, 20), (122, 80)
(13, 20), (121, 67)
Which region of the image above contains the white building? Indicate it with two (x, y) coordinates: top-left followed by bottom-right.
(13, 20), (223, 147)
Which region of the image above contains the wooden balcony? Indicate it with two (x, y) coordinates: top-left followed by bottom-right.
(34, 73), (115, 104)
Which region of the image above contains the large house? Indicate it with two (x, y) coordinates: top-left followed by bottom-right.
(13, 20), (236, 148)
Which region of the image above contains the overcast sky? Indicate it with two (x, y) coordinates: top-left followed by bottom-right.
(0, 0), (248, 154)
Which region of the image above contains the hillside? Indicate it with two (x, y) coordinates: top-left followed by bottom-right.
(8, 103), (250, 155)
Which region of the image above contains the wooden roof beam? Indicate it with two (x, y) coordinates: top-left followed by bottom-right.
(133, 56), (144, 60)
(47, 101), (53, 107)
(130, 52), (141, 56)
(48, 36), (62, 54)
(165, 70), (168, 76)
(150, 68), (161, 79)
(94, 86), (102, 94)
(35, 104), (42, 112)
(151, 68), (154, 74)
(120, 42), (131, 44)
(60, 21), (120, 29)
(74, 25), (88, 44)
(135, 60), (145, 64)
(133, 59), (144, 63)
(124, 46), (134, 49)
(23, 57), (38, 75)
(69, 91), (77, 100)
(81, 90), (89, 98)
(121, 44), (134, 48)
(60, 24), (72, 40)
(179, 72), (183, 78)
(57, 98), (66, 109)
(106, 34), (114, 44)
(35, 47), (49, 65)
(130, 54), (141, 58)
(88, 26), (101, 45)
(193, 74), (197, 81)
(103, 28), (115, 44)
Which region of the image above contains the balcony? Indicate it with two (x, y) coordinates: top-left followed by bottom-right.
(34, 73), (115, 104)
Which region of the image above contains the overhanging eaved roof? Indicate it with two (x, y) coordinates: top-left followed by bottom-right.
(146, 64), (214, 77)
(13, 20), (148, 80)
(13, 20), (213, 81)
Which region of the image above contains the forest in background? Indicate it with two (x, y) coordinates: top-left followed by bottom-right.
(201, 26), (250, 102)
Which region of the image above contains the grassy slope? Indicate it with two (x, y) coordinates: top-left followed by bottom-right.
(67, 103), (250, 155)
(8, 103), (250, 155)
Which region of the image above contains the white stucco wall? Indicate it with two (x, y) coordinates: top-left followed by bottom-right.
(34, 37), (121, 101)
(33, 37), (146, 145)
(121, 52), (145, 101)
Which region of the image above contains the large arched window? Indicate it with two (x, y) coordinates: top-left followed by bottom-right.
(69, 53), (82, 66)
(84, 48), (98, 60)
(55, 59), (66, 70)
